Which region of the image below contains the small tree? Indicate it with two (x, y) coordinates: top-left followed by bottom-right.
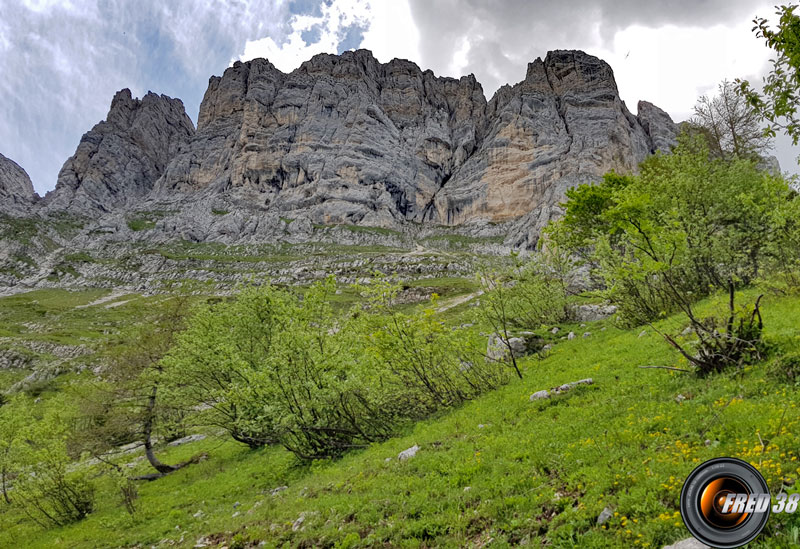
(14, 409), (96, 528)
(763, 189), (800, 290)
(163, 286), (285, 449)
(76, 294), (191, 476)
(477, 257), (569, 378)
(361, 276), (506, 410)
(691, 79), (773, 159)
(477, 269), (524, 379)
(737, 4), (800, 155)
(549, 133), (793, 375)
(0, 396), (32, 505)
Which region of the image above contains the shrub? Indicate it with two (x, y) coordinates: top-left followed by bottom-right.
(476, 254), (570, 377)
(768, 351), (800, 385)
(166, 276), (509, 460)
(362, 276), (507, 411)
(17, 465), (95, 527)
(13, 410), (96, 527)
(550, 134), (792, 326)
(659, 284), (766, 376)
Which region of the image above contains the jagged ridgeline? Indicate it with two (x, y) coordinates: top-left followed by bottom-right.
(0, 49), (677, 293)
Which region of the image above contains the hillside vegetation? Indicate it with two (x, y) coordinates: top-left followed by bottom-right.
(1, 133), (800, 547)
(1, 286), (800, 547)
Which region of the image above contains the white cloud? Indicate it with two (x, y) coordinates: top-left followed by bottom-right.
(239, 0), (373, 71)
(1, 0), (290, 194)
(360, 0), (420, 66)
(240, 29), (339, 72)
(590, 21), (773, 118)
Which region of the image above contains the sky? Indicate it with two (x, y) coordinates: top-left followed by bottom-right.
(1, 0), (798, 196)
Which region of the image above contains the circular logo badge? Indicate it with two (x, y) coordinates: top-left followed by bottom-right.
(680, 458), (771, 548)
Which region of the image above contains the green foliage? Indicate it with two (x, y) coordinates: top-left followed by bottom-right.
(476, 251), (571, 377)
(663, 285), (767, 376)
(553, 171), (634, 255)
(549, 134), (795, 374)
(737, 4), (800, 154)
(11, 408), (95, 528)
(360, 276), (507, 412)
(73, 294), (190, 474)
(166, 276), (507, 459)
(762, 188), (800, 291)
(6, 290), (800, 547)
(768, 350), (800, 385)
(0, 396), (32, 505)
(127, 218), (156, 231)
(163, 285), (289, 448)
(556, 134), (791, 322)
(0, 214), (39, 244)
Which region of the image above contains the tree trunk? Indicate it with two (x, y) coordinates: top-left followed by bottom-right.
(143, 384), (178, 475)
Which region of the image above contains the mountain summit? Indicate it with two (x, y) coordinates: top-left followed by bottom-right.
(4, 49), (677, 250)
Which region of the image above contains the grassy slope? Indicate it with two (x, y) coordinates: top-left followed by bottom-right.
(2, 290), (800, 547)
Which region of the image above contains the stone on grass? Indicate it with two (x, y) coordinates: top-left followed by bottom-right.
(292, 511), (318, 531)
(572, 304), (618, 322)
(597, 506), (614, 525)
(398, 445), (420, 461)
(530, 390), (550, 401)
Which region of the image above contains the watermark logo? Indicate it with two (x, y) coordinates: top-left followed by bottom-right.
(678, 457), (792, 548)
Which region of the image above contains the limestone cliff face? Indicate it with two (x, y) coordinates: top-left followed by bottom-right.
(155, 49), (676, 242)
(156, 50), (487, 226)
(637, 100), (680, 155)
(43, 89), (195, 213)
(432, 51), (651, 236)
(18, 49), (676, 249)
(0, 153), (37, 215)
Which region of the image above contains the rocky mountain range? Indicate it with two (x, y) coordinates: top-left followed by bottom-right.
(1, 49), (679, 293)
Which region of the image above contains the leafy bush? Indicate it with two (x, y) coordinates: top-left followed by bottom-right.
(476, 252), (570, 377)
(361, 276), (507, 411)
(163, 286), (286, 449)
(768, 350), (800, 385)
(13, 410), (96, 527)
(660, 285), (766, 376)
(550, 134), (792, 327)
(166, 276), (508, 459)
(546, 133), (796, 374)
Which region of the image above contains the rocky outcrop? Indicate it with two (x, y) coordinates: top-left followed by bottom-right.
(0, 153), (37, 214)
(153, 49), (675, 247)
(433, 50), (657, 246)
(637, 101), (679, 154)
(155, 50), (487, 228)
(10, 49), (677, 256)
(43, 89), (195, 213)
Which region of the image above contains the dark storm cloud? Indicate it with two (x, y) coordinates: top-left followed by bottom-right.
(408, 0), (771, 93)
